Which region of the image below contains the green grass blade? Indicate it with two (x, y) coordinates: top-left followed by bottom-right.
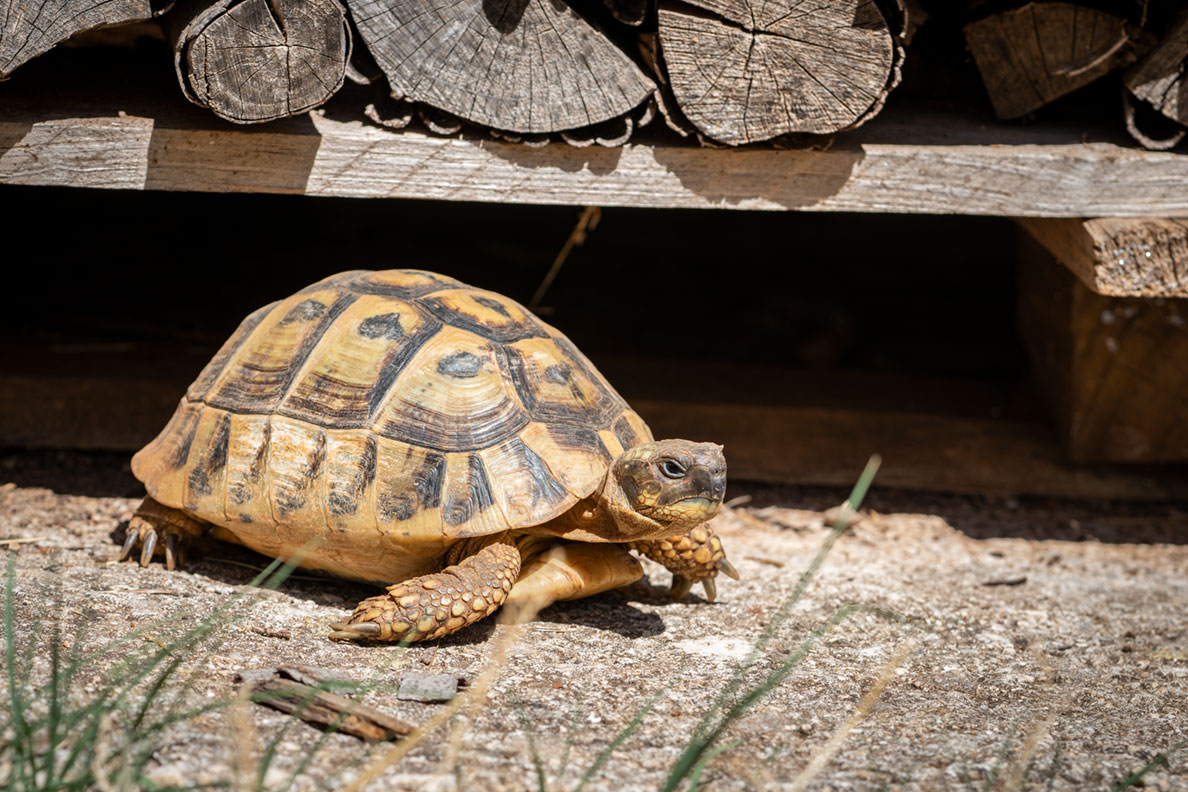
(1113, 739), (1187, 792)
(683, 739), (739, 791)
(692, 456), (881, 746)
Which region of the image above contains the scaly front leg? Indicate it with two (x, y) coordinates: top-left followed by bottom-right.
(329, 538), (521, 642)
(629, 524), (739, 602)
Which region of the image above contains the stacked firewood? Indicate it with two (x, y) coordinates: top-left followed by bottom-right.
(1, 0), (1186, 147)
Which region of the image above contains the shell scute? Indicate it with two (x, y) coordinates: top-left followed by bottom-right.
(205, 289), (356, 415)
(369, 327), (529, 452)
(420, 288), (549, 343)
(277, 294), (438, 427)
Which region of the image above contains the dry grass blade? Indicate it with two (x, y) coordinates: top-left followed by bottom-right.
(787, 638), (917, 792)
(339, 601), (545, 792)
(527, 206), (601, 311)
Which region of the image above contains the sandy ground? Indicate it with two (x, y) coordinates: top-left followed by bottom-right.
(1, 449), (1186, 791)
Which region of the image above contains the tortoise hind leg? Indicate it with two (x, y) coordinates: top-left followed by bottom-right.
(329, 539), (522, 643)
(120, 496), (207, 570)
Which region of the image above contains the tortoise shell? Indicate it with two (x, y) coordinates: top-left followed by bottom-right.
(132, 270), (653, 575)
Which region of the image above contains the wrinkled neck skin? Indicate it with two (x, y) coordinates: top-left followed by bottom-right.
(539, 471), (677, 544)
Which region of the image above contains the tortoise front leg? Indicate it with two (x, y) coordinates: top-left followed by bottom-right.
(629, 524), (739, 602)
(329, 539), (521, 643)
(119, 497), (207, 570)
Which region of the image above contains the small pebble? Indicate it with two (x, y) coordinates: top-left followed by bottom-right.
(397, 673), (458, 702)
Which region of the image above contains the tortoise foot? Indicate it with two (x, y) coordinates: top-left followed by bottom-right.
(119, 497), (204, 570)
(328, 540), (520, 643)
(629, 525), (739, 603)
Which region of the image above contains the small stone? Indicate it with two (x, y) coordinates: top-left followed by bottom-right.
(397, 673), (458, 703)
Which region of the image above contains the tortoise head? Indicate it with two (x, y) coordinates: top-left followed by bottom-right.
(604, 440), (726, 538)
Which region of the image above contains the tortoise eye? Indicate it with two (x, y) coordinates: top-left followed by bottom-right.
(659, 459), (687, 479)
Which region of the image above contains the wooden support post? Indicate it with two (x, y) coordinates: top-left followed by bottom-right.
(1017, 217), (1188, 297)
(1019, 233), (1188, 462)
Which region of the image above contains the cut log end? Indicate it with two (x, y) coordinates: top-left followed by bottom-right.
(1125, 8), (1188, 131)
(965, 2), (1146, 121)
(172, 0), (351, 124)
(655, 0), (899, 145)
(1, 0), (167, 78)
(348, 0), (655, 134)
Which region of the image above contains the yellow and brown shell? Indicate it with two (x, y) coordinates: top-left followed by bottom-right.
(132, 270), (652, 575)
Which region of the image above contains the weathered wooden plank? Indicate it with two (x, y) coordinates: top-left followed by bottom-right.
(3, 88), (1188, 215)
(1019, 236), (1188, 463)
(1017, 217), (1188, 297)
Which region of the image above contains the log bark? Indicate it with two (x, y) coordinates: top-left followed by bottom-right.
(1019, 234), (1188, 463)
(1125, 9), (1188, 127)
(964, 2), (1144, 120)
(0, 0), (170, 78)
(345, 0), (656, 135)
(654, 0), (903, 145)
(169, 0), (351, 124)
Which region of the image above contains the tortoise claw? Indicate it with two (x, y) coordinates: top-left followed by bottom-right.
(701, 576), (717, 603)
(669, 576), (694, 601)
(165, 533), (180, 571)
(328, 620), (382, 641)
(718, 558), (740, 581)
(139, 531), (158, 567)
(119, 530), (139, 562)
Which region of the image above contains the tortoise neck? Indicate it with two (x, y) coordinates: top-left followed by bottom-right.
(541, 472), (668, 543)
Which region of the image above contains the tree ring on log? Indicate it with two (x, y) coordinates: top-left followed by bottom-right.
(964, 2), (1144, 121)
(172, 0), (351, 124)
(655, 0), (897, 145)
(346, 0), (657, 134)
(1, 0), (173, 79)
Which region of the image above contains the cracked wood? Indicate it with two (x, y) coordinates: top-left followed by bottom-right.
(169, 0), (351, 123)
(655, 0), (898, 144)
(0, 0), (167, 78)
(964, 2), (1142, 120)
(1125, 8), (1188, 127)
(345, 0), (656, 134)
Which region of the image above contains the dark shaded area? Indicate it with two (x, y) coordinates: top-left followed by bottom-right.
(0, 184), (1026, 379)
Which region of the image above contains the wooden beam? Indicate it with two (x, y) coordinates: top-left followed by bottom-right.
(1019, 235), (1188, 463)
(3, 75), (1188, 215)
(1017, 217), (1188, 297)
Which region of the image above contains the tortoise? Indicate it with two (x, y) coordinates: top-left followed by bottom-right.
(124, 269), (736, 642)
